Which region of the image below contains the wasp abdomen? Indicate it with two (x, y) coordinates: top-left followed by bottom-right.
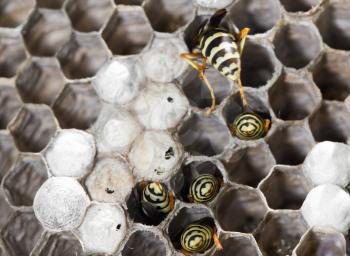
(180, 224), (214, 253)
(141, 182), (172, 216)
(199, 30), (240, 81)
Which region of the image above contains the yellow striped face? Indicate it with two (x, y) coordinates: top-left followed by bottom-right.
(233, 112), (268, 140)
(180, 224), (214, 253)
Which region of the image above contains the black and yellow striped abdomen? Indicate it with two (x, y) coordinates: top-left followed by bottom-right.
(233, 112), (266, 140)
(141, 182), (172, 216)
(180, 224), (214, 253)
(199, 29), (241, 81)
(189, 174), (220, 203)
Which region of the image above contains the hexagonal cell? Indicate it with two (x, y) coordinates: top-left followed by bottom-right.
(273, 23), (322, 69)
(21, 9), (71, 57)
(316, 2), (350, 51)
(57, 33), (110, 79)
(0, 0), (34, 27)
(224, 141), (275, 187)
(170, 160), (223, 203)
(215, 186), (268, 233)
(53, 81), (101, 130)
(122, 230), (168, 256)
(39, 232), (84, 256)
(266, 123), (315, 165)
(254, 211), (308, 256)
(0, 190), (14, 230)
(126, 181), (173, 226)
(182, 68), (232, 110)
(295, 227), (346, 256)
(213, 234), (261, 256)
(229, 0), (281, 34)
(65, 0), (113, 32)
(269, 70), (321, 120)
(280, 0), (321, 12)
(0, 31), (27, 78)
(309, 101), (350, 143)
(259, 165), (312, 210)
(0, 131), (18, 181)
(241, 41), (277, 88)
(8, 104), (58, 152)
(0, 85), (22, 129)
(36, 0), (65, 9)
(167, 206), (217, 253)
(102, 6), (153, 55)
(179, 113), (231, 157)
(1, 212), (43, 256)
(16, 57), (65, 105)
(143, 0), (193, 33)
(312, 52), (350, 101)
(2, 153), (47, 207)
(223, 90), (271, 130)
(116, 0), (143, 5)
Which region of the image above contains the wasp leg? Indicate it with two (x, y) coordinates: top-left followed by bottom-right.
(180, 249), (190, 256)
(213, 232), (223, 250)
(264, 119), (271, 133)
(239, 27), (250, 55)
(180, 53), (216, 114)
(169, 192), (175, 210)
(236, 75), (249, 108)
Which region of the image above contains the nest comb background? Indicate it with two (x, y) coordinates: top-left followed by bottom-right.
(0, 0), (350, 255)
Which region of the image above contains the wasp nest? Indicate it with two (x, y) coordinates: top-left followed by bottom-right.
(0, 0), (350, 255)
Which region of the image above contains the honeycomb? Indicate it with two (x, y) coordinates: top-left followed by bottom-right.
(0, 0), (350, 255)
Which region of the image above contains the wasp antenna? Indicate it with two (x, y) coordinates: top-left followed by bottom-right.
(209, 9), (227, 27)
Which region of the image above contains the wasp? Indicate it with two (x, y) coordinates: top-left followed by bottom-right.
(188, 174), (221, 204)
(138, 181), (175, 224)
(179, 220), (222, 255)
(181, 9), (271, 140)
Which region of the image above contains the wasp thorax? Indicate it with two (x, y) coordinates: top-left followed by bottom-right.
(232, 112), (270, 140)
(141, 182), (173, 217)
(189, 174), (220, 203)
(180, 223), (214, 253)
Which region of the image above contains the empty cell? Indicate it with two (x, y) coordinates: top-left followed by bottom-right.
(21, 9), (71, 57)
(229, 0), (281, 34)
(0, 31), (27, 78)
(254, 211), (307, 256)
(57, 33), (110, 79)
(102, 6), (153, 55)
(295, 227), (346, 256)
(53, 82), (101, 130)
(1, 212), (43, 256)
(16, 57), (65, 105)
(266, 123), (315, 165)
(224, 141), (275, 187)
(259, 165), (312, 210)
(115, 0), (143, 5)
(65, 0), (114, 32)
(143, 0), (193, 33)
(316, 2), (350, 51)
(122, 230), (167, 256)
(182, 68), (232, 109)
(269, 71), (321, 120)
(170, 161), (223, 202)
(0, 85), (22, 129)
(312, 52), (350, 101)
(2, 154), (47, 207)
(213, 234), (261, 256)
(273, 23), (321, 69)
(178, 113), (231, 156)
(0, 0), (34, 27)
(36, 0), (65, 9)
(8, 104), (58, 152)
(215, 186), (268, 233)
(309, 101), (350, 143)
(39, 232), (84, 256)
(280, 0), (321, 12)
(0, 132), (18, 181)
(241, 41), (276, 88)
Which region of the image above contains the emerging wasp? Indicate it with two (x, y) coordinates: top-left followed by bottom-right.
(179, 220), (222, 255)
(188, 174), (221, 204)
(181, 9), (271, 140)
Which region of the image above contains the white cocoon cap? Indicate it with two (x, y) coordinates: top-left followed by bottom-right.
(33, 177), (90, 232)
(44, 129), (96, 178)
(133, 83), (189, 130)
(93, 57), (144, 104)
(85, 156), (134, 203)
(303, 141), (350, 187)
(195, 0), (234, 8)
(301, 184), (350, 233)
(129, 131), (182, 181)
(76, 203), (127, 254)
